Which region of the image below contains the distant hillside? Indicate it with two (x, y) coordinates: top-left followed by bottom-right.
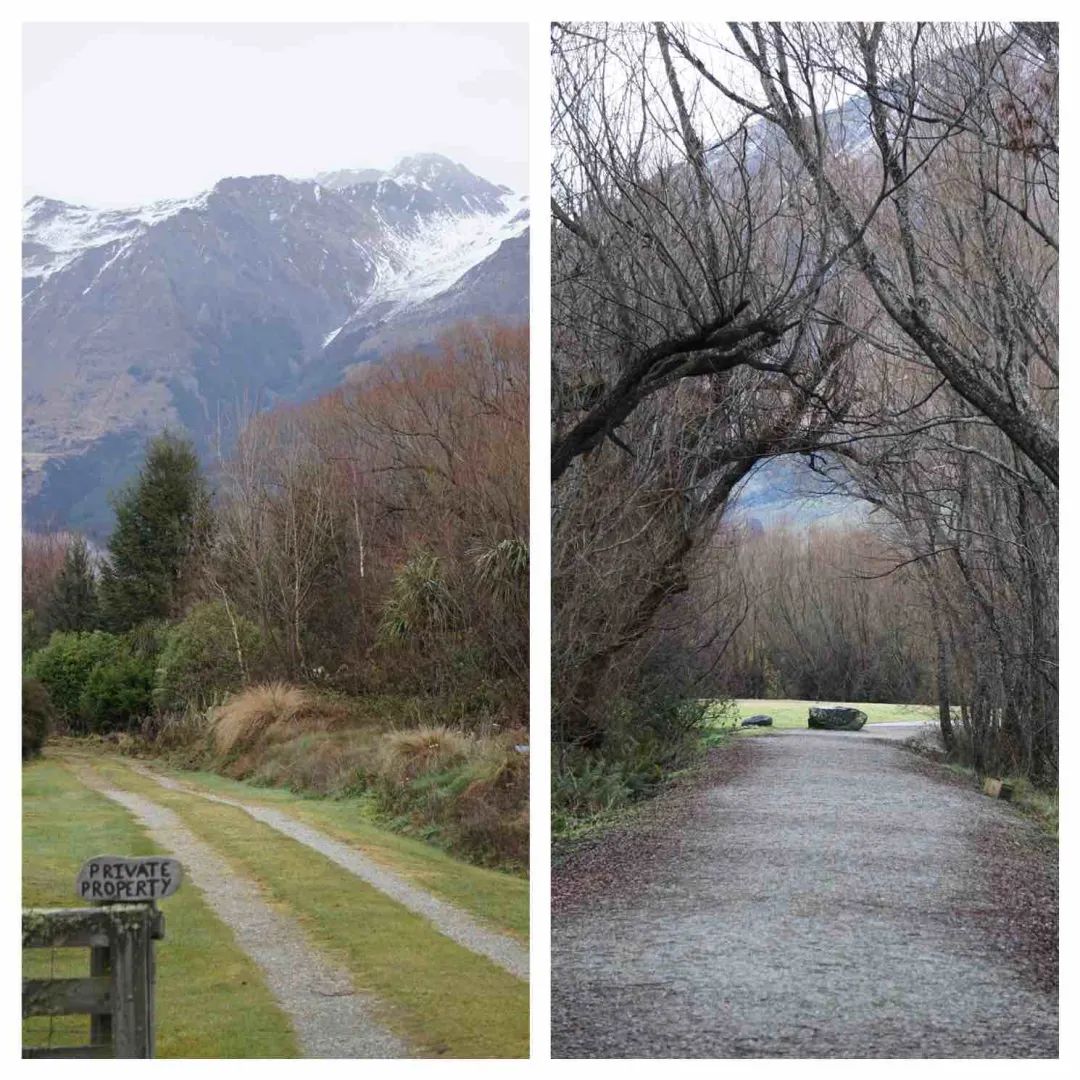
(727, 457), (872, 530)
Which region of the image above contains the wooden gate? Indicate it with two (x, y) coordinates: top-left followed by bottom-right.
(22, 904), (164, 1058)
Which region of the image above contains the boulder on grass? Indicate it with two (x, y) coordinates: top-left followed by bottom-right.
(808, 706), (867, 731)
(740, 714), (773, 728)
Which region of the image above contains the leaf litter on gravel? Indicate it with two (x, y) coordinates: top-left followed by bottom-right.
(552, 740), (756, 916)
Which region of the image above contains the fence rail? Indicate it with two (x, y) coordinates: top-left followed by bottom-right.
(22, 904), (164, 1059)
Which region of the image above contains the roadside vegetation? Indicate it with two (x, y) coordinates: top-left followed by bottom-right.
(551, 22), (1057, 826)
(22, 320), (529, 872)
(988, 778), (1059, 838)
(109, 754), (529, 938)
(946, 765), (1060, 839)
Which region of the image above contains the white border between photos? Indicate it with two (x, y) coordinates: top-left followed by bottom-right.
(2, 2), (1074, 1075)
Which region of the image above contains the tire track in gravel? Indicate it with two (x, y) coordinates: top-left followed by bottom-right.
(552, 731), (1058, 1059)
(125, 761), (528, 981)
(70, 764), (408, 1059)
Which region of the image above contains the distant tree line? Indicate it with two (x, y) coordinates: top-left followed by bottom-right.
(685, 525), (938, 706)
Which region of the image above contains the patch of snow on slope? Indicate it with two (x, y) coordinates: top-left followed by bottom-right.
(23, 193), (208, 280)
(362, 193), (528, 316)
(81, 241), (133, 296)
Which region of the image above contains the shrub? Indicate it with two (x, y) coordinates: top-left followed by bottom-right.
(373, 725), (475, 786)
(601, 692), (709, 789)
(78, 653), (155, 733)
(244, 732), (377, 796)
(124, 618), (170, 662)
(139, 707), (213, 757)
(22, 678), (54, 759)
(450, 743), (529, 868)
(552, 753), (633, 821)
(370, 726), (529, 869)
(25, 631), (124, 726)
(378, 551), (459, 648)
(155, 601), (264, 711)
(552, 692), (711, 835)
(23, 610), (45, 659)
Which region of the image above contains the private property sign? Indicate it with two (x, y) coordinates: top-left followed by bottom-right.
(75, 855), (183, 903)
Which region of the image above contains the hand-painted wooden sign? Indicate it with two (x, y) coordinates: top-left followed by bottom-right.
(75, 855), (183, 903)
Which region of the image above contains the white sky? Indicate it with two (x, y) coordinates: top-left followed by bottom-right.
(23, 22), (528, 207)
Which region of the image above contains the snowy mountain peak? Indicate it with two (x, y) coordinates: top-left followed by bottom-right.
(390, 152), (487, 187)
(212, 173), (295, 197)
(390, 153), (510, 206)
(23, 154), (529, 533)
(315, 166), (384, 190)
(316, 154), (511, 211)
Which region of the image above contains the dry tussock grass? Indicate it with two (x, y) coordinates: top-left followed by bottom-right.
(455, 732), (529, 866)
(374, 725), (476, 784)
(242, 731), (377, 794)
(212, 682), (316, 755)
(171, 687), (528, 869)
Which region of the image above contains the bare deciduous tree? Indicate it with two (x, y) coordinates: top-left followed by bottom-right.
(552, 21), (1057, 788)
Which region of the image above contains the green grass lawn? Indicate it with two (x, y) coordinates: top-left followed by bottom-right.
(75, 753), (529, 1059)
(22, 757), (297, 1058)
(135, 760), (528, 941)
(708, 698), (938, 731)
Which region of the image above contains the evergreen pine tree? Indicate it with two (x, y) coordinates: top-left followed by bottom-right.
(99, 433), (209, 631)
(45, 535), (100, 633)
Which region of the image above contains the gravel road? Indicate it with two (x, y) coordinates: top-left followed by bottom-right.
(552, 730), (1058, 1058)
(73, 768), (408, 1058)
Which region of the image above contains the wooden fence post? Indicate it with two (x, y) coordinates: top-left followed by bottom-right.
(109, 904), (153, 1058)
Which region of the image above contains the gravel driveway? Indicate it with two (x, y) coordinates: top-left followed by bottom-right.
(552, 731), (1058, 1058)
(130, 763), (528, 979)
(72, 767), (407, 1058)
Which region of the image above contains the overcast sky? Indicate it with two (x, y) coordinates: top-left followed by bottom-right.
(24, 22), (528, 207)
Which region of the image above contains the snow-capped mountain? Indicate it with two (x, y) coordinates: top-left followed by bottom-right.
(23, 154), (529, 533)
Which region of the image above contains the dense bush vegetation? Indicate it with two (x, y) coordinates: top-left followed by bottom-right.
(23, 630), (158, 734)
(370, 725), (528, 868)
(24, 631), (125, 727)
(22, 678), (54, 760)
(553, 690), (710, 831)
(154, 601), (265, 711)
(78, 652), (155, 734)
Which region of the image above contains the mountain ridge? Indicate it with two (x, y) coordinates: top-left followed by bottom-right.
(23, 153), (529, 534)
